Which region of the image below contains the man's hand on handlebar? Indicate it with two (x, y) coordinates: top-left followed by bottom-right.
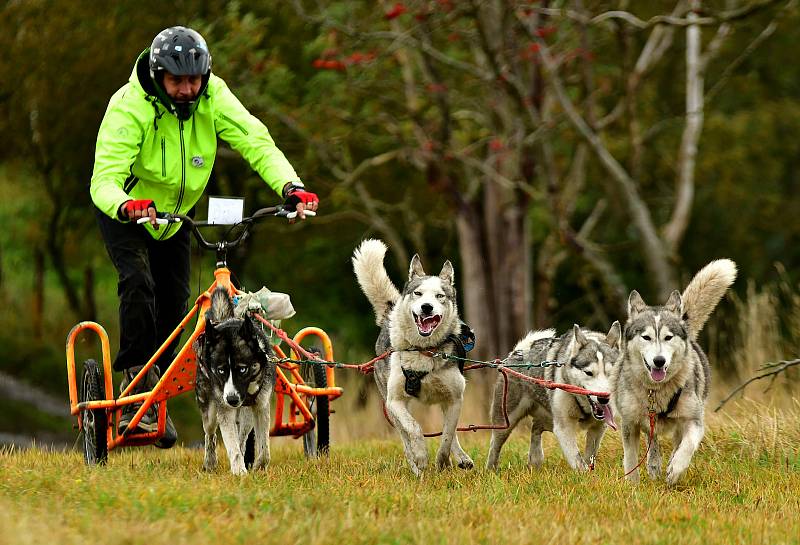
(134, 206), (315, 252)
(120, 199), (159, 230)
(282, 183), (319, 223)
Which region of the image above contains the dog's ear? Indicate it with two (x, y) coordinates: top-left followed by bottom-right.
(628, 290), (647, 317)
(204, 316), (217, 342)
(439, 260), (455, 286)
(569, 324), (587, 358)
(606, 320), (622, 350)
(239, 313), (255, 337)
(241, 315), (272, 356)
(664, 290), (683, 315)
(409, 254), (426, 280)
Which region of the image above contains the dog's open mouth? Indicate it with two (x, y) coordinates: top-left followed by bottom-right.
(588, 397), (617, 431)
(414, 313), (441, 337)
(651, 368), (667, 382)
(643, 357), (667, 382)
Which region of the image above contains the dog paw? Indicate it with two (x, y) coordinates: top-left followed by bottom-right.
(666, 463), (685, 486)
(572, 457), (589, 472)
(454, 451), (474, 470)
(230, 462), (248, 476)
(528, 449), (545, 468)
(436, 453), (452, 469)
(202, 455), (217, 472)
(251, 455), (270, 471)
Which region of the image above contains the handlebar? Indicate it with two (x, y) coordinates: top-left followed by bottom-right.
(136, 205), (315, 253)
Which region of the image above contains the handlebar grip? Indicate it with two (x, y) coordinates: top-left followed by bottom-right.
(136, 213), (181, 225)
(277, 209), (317, 219)
(287, 210), (317, 219)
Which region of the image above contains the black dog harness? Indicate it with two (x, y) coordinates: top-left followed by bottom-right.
(660, 388), (683, 417)
(401, 334), (467, 398)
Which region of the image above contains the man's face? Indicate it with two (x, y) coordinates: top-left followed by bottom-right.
(162, 72), (202, 102)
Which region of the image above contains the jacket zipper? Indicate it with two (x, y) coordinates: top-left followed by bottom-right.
(123, 173), (139, 194)
(160, 137), (166, 177)
(159, 120), (186, 240)
(220, 113), (249, 135)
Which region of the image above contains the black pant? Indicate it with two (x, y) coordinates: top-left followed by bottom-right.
(96, 207), (191, 372)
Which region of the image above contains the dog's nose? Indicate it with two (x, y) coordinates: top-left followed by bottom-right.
(653, 356), (666, 368)
(598, 397), (610, 405)
(421, 303), (433, 315)
(225, 394), (241, 407)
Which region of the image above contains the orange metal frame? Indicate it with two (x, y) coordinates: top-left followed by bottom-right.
(65, 266), (342, 450)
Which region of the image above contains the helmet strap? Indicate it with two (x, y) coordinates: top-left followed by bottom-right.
(148, 66), (210, 121)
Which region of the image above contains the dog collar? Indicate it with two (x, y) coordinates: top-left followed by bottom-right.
(396, 334), (467, 375)
(647, 387), (683, 417)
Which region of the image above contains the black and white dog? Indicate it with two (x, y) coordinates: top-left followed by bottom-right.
(195, 287), (276, 475)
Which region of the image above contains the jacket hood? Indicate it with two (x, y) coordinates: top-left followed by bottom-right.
(129, 48), (210, 122)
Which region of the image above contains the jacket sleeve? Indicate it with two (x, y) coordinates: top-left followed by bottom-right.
(212, 77), (300, 196)
(90, 88), (147, 220)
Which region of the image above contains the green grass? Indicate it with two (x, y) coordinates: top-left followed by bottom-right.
(1, 403), (799, 545)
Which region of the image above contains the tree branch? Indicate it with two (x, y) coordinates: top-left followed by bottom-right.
(706, 0), (796, 104)
(518, 12), (676, 296)
(531, 0), (782, 29)
(715, 358), (800, 411)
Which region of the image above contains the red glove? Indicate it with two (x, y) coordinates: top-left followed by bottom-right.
(282, 184), (319, 211)
(119, 199), (156, 220)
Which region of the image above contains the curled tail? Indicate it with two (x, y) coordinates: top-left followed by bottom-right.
(682, 259), (737, 340)
(352, 239), (401, 327)
(512, 329), (557, 353)
(209, 286), (235, 322)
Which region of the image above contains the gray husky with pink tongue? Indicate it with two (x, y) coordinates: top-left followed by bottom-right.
(486, 322), (621, 471)
(612, 259), (737, 485)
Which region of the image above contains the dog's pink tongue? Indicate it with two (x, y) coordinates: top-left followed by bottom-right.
(602, 405), (617, 431)
(418, 316), (440, 334)
(651, 368), (667, 382)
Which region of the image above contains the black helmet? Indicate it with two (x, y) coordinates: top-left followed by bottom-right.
(149, 26), (211, 77)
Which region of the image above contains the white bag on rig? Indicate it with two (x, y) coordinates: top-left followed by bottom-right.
(234, 287), (296, 321)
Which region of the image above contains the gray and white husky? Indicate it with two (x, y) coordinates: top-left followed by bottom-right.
(194, 287), (276, 475)
(612, 259), (737, 485)
(352, 239), (474, 476)
(486, 323), (621, 471)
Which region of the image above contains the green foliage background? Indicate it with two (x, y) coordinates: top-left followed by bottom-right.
(1, 0), (799, 443)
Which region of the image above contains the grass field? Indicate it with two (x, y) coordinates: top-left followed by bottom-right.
(1, 401), (798, 545)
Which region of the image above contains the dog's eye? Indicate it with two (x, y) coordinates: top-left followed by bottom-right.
(584, 370), (594, 376)
(217, 368), (226, 375)
(436, 294), (445, 300)
(413, 291), (422, 296)
(238, 366), (248, 374)
(664, 335), (673, 341)
(642, 335), (652, 341)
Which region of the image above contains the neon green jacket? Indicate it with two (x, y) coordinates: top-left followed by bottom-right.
(90, 50), (300, 239)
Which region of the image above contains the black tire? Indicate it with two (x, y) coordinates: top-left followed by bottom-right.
(301, 349), (330, 457)
(80, 359), (108, 465)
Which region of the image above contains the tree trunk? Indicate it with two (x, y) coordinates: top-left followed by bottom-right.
(457, 190), (532, 358)
(46, 207), (84, 318)
(665, 1), (711, 254)
(83, 264), (97, 322)
(33, 249), (44, 340)
(456, 204), (499, 359)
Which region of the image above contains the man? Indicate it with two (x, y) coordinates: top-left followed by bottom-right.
(90, 26), (318, 448)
